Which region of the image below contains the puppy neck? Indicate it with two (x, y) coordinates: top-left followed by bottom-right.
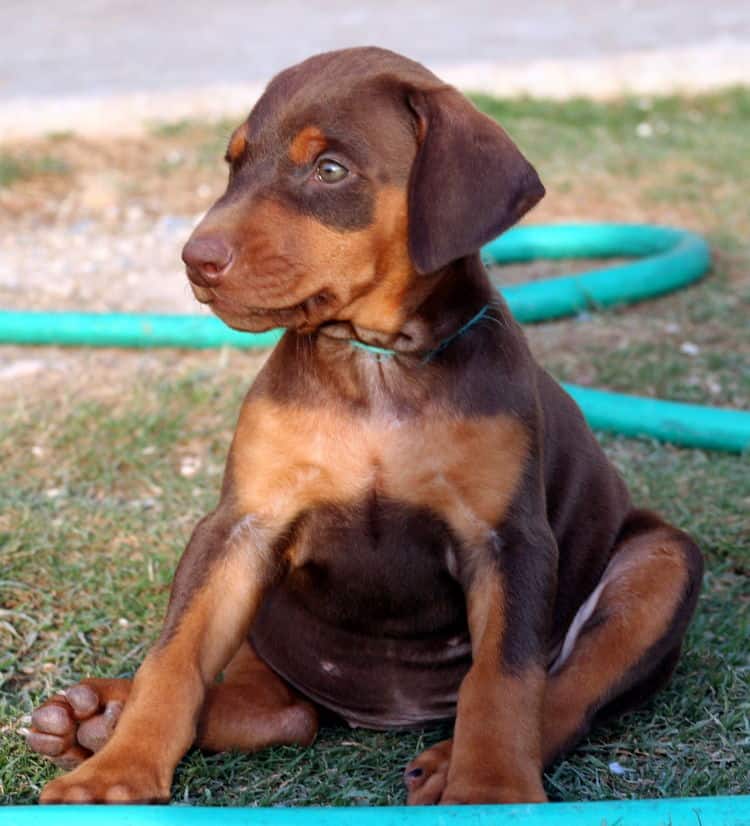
(318, 254), (495, 360)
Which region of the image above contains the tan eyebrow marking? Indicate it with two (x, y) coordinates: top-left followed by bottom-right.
(226, 122), (249, 163)
(288, 125), (327, 165)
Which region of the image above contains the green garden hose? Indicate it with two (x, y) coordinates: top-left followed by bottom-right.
(1, 223), (747, 452)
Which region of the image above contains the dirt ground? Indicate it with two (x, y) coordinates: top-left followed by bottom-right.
(0, 99), (747, 408)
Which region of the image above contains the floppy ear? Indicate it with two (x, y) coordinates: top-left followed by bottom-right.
(407, 87), (545, 274)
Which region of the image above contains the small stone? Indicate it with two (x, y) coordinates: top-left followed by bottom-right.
(156, 215), (192, 234)
(125, 205), (145, 223)
(0, 360), (45, 380)
(78, 174), (121, 211)
(680, 341), (700, 356)
(636, 122), (653, 138)
(180, 455), (201, 477)
(131, 497), (158, 510)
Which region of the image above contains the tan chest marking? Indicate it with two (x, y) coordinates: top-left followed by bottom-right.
(231, 400), (529, 547)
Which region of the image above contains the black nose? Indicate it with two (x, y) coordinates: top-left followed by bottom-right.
(182, 236), (233, 286)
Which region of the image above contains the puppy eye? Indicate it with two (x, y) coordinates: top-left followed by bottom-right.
(316, 158), (348, 184)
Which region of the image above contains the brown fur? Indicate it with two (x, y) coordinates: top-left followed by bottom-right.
(28, 47), (703, 806)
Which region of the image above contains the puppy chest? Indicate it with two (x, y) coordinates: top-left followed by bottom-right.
(285, 497), (467, 630)
(235, 404), (529, 728)
(232, 402), (530, 548)
(251, 497), (473, 728)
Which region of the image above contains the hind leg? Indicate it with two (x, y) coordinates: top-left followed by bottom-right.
(405, 510), (703, 804)
(26, 640), (318, 770)
(196, 639), (318, 753)
(541, 511), (702, 763)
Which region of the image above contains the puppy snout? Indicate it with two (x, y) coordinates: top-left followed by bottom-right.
(182, 236), (233, 286)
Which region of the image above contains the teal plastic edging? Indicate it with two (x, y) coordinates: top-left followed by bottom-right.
(0, 224), (709, 345)
(3, 796), (750, 825)
(1, 223), (748, 454)
(562, 384), (750, 453)
(483, 222), (711, 323)
(0, 311), (283, 350)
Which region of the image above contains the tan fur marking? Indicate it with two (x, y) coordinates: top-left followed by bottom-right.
(343, 186), (420, 334)
(227, 123), (249, 163)
(196, 642), (318, 753)
(231, 400), (529, 549)
(188, 187), (419, 336)
(447, 669), (546, 802)
(466, 576), (505, 660)
(111, 541), (267, 749)
(445, 573), (546, 803)
(541, 531), (690, 763)
(40, 535), (273, 802)
(288, 125), (327, 165)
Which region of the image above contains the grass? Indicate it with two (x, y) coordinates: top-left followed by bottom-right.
(1, 378), (747, 805)
(0, 153), (69, 188)
(1, 87), (749, 805)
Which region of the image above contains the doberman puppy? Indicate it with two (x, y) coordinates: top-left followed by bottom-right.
(26, 47), (703, 805)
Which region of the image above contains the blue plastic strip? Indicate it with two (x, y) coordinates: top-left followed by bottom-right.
(3, 796), (750, 825)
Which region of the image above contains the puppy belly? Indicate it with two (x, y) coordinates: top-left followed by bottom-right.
(250, 590), (471, 729)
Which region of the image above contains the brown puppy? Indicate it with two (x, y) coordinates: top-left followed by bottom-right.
(27, 47), (702, 805)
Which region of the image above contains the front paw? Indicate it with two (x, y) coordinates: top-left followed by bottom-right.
(40, 755), (170, 804)
(404, 739), (452, 805)
(25, 679), (129, 770)
(440, 778), (547, 805)
(405, 739), (548, 805)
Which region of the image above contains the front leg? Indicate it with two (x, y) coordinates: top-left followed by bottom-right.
(40, 509), (278, 804)
(442, 523), (557, 804)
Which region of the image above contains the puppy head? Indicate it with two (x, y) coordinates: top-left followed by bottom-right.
(182, 47), (544, 336)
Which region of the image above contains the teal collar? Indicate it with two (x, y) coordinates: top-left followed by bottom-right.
(350, 304), (491, 364)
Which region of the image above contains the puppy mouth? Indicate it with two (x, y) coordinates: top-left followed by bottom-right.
(190, 283), (216, 305)
(189, 282), (336, 333)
